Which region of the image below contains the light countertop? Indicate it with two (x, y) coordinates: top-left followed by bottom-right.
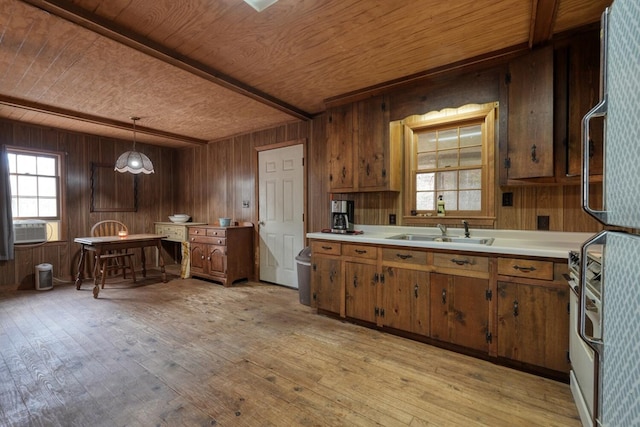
(307, 225), (596, 259)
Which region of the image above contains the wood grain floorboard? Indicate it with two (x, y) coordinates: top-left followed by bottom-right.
(0, 272), (581, 426)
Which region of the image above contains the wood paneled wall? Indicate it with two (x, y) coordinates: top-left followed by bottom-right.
(0, 119), (175, 290)
(173, 121), (310, 226)
(172, 120), (313, 277)
(1, 33), (605, 289)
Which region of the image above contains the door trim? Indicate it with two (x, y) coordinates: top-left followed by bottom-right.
(254, 138), (307, 282)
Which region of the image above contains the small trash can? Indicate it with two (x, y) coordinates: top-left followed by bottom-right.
(295, 247), (312, 306)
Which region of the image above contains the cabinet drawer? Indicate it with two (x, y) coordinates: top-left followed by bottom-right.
(498, 258), (553, 280)
(207, 228), (227, 237)
(433, 253), (488, 273)
(206, 228), (226, 238)
(189, 227), (208, 237)
(156, 225), (187, 242)
(311, 241), (341, 256)
(382, 248), (427, 266)
(343, 244), (377, 260)
(190, 236), (227, 245)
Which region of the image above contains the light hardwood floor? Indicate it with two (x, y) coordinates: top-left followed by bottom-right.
(0, 270), (581, 426)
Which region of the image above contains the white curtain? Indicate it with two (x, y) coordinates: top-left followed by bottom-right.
(0, 145), (14, 260)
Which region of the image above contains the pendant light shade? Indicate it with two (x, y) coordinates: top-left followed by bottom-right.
(114, 117), (154, 174)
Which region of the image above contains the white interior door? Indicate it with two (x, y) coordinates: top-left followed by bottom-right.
(258, 144), (304, 288)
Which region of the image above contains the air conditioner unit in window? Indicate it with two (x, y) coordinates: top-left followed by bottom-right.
(13, 219), (47, 244)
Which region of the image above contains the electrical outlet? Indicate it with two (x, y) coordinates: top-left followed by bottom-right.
(502, 192), (513, 207)
(537, 215), (550, 230)
(389, 214), (396, 225)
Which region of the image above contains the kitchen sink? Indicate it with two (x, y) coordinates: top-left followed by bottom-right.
(386, 234), (494, 245)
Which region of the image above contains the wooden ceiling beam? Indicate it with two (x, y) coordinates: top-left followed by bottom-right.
(20, 0), (312, 121)
(529, 0), (560, 47)
(0, 94), (208, 145)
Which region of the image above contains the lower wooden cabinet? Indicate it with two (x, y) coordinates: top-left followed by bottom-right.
(308, 238), (570, 377)
(188, 225), (253, 286)
(430, 273), (491, 352)
(381, 267), (429, 335)
(311, 255), (342, 314)
(310, 241), (343, 314)
(497, 281), (570, 373)
(345, 261), (378, 323)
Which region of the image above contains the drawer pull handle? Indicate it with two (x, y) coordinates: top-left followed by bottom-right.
(513, 265), (536, 273)
(451, 258), (471, 265)
(396, 254), (413, 260)
(441, 289), (447, 305)
(355, 249), (367, 254)
(414, 284), (419, 299)
(321, 246), (333, 250)
(513, 300), (519, 317)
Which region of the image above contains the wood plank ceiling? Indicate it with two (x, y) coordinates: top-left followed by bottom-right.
(0, 0), (610, 148)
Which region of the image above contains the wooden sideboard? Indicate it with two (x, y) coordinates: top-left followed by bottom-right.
(188, 224), (254, 286)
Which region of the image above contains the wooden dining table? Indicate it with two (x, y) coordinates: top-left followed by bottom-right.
(74, 233), (167, 298)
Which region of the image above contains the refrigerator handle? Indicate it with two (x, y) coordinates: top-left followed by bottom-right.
(579, 231), (605, 355)
(582, 8), (609, 225)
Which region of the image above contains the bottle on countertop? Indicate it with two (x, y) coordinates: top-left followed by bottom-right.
(437, 195), (445, 217)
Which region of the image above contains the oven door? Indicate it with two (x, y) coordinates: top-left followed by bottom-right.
(569, 281), (597, 427)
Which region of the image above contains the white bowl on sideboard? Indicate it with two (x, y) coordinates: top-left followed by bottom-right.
(168, 214), (191, 223)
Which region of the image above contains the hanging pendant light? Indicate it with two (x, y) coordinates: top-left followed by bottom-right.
(114, 117), (154, 174)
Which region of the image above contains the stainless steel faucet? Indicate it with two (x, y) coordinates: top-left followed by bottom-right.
(462, 220), (470, 238)
(437, 223), (447, 236)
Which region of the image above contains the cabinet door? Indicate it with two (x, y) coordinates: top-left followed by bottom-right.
(430, 273), (489, 352)
(497, 281), (570, 372)
(190, 243), (205, 274)
(567, 33), (603, 177)
(507, 46), (554, 179)
(206, 245), (226, 276)
(357, 96), (391, 190)
(430, 273), (450, 342)
(382, 267), (429, 336)
(311, 256), (342, 314)
(345, 261), (377, 323)
(328, 104), (355, 192)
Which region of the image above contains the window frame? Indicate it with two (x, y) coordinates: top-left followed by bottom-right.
(398, 102), (497, 226)
(7, 146), (66, 242)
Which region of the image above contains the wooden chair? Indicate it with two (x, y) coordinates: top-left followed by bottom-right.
(91, 220), (136, 289)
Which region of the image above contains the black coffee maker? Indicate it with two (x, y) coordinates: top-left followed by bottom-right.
(330, 200), (354, 233)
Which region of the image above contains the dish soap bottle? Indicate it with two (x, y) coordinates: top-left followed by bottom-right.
(437, 195), (446, 217)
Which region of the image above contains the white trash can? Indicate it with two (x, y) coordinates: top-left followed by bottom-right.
(295, 247), (312, 306)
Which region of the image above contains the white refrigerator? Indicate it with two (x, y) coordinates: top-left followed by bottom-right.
(578, 0), (640, 426)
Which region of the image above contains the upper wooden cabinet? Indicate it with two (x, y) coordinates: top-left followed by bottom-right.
(566, 33), (604, 178)
(505, 46), (554, 180)
(327, 103), (355, 191)
(327, 95), (401, 192)
(502, 30), (602, 185)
